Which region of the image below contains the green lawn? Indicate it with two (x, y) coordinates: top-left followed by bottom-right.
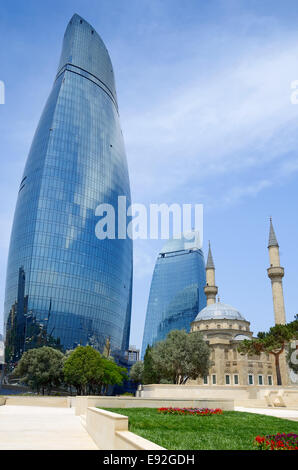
(103, 408), (298, 450)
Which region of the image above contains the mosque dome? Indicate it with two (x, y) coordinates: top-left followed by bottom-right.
(194, 302), (246, 322)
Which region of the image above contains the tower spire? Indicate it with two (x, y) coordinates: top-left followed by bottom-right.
(204, 241), (218, 305)
(268, 217), (279, 248)
(267, 218), (286, 324)
(206, 241), (215, 269)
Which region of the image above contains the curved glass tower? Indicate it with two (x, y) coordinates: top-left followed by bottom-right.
(4, 14), (132, 361)
(141, 233), (206, 358)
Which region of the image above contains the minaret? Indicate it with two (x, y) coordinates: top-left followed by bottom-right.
(267, 218), (286, 325)
(204, 242), (218, 305)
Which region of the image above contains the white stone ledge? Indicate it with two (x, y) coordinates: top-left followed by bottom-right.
(86, 407), (165, 450)
(3, 396), (70, 407)
(115, 430), (165, 450)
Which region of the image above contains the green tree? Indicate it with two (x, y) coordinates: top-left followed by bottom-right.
(99, 358), (127, 394)
(285, 316), (298, 375)
(149, 330), (210, 385)
(13, 346), (64, 395)
(129, 361), (144, 383)
(143, 345), (160, 384)
(287, 341), (298, 375)
(63, 345), (104, 395)
(63, 345), (127, 395)
(238, 321), (298, 386)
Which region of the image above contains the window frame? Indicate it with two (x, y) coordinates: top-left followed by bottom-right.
(203, 375), (209, 385)
(248, 374), (254, 385)
(258, 374), (264, 386)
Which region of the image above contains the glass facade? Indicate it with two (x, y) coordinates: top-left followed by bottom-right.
(141, 233), (206, 358)
(4, 14), (132, 361)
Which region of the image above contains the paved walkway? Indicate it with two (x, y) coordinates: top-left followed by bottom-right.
(0, 406), (98, 450)
(235, 406), (298, 422)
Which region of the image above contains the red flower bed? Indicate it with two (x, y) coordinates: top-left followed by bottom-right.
(157, 407), (223, 416)
(255, 433), (298, 450)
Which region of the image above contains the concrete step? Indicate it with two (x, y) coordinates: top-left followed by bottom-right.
(235, 400), (268, 408)
(236, 399), (298, 410)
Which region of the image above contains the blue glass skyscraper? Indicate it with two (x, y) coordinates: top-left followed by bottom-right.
(141, 233), (206, 358)
(4, 14), (132, 360)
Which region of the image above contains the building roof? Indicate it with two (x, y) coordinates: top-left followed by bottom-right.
(58, 14), (117, 105)
(194, 302), (246, 322)
(160, 231), (202, 254)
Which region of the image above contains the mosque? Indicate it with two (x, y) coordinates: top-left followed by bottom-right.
(190, 219), (291, 387)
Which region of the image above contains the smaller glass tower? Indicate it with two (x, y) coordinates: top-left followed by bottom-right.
(141, 232), (206, 358)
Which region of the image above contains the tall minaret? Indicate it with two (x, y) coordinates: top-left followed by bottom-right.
(267, 218), (286, 325)
(204, 242), (218, 305)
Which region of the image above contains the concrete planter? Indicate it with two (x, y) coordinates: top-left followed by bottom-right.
(74, 395), (234, 416)
(86, 407), (165, 450)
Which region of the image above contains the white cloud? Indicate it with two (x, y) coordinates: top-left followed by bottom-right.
(123, 34), (298, 205)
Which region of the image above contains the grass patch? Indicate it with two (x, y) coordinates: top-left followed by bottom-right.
(103, 408), (298, 450)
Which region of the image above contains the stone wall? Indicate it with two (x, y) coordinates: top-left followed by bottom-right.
(74, 395), (234, 416)
(2, 396), (70, 407)
(138, 384), (298, 408)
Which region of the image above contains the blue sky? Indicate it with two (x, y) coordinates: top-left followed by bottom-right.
(1, 0), (298, 349)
